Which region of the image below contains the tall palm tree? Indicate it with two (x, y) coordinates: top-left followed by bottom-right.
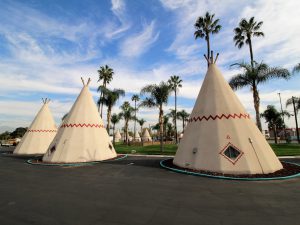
(286, 97), (300, 115)
(233, 17), (264, 68)
(111, 113), (121, 145)
(119, 101), (135, 144)
(131, 94), (140, 140)
(97, 65), (114, 117)
(137, 118), (146, 134)
(293, 63), (300, 74)
(194, 11), (222, 67)
(230, 61), (290, 131)
(261, 105), (289, 144)
(177, 110), (190, 133)
(140, 82), (172, 152)
(168, 75), (182, 143)
(97, 87), (125, 133)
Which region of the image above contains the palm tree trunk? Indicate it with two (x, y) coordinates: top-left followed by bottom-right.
(274, 125), (278, 144)
(252, 84), (262, 131)
(125, 121), (128, 145)
(134, 101), (136, 141)
(206, 34), (210, 67)
(159, 106), (164, 152)
(100, 82), (106, 118)
(106, 106), (111, 134)
(112, 124), (115, 145)
(248, 36), (254, 68)
(174, 90), (178, 143)
(98, 92), (102, 113)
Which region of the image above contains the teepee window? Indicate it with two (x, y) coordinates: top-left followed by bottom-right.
(220, 143), (243, 164)
(224, 146), (240, 159)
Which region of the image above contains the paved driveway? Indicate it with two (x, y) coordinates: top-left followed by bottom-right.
(0, 147), (299, 225)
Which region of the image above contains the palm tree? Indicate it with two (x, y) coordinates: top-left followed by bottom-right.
(177, 110), (190, 133)
(194, 11), (222, 67)
(119, 101), (135, 144)
(261, 105), (289, 144)
(111, 113), (121, 145)
(168, 75), (182, 143)
(286, 97), (300, 115)
(230, 61), (290, 131)
(293, 63), (300, 74)
(286, 96), (300, 143)
(140, 82), (172, 152)
(97, 87), (125, 133)
(137, 118), (146, 134)
(131, 94), (140, 140)
(233, 17), (264, 68)
(97, 65), (114, 117)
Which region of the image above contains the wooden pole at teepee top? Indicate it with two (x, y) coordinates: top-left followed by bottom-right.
(81, 77), (85, 86)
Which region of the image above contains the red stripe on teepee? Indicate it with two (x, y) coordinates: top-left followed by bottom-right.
(188, 113), (250, 123)
(61, 123), (105, 128)
(28, 129), (57, 132)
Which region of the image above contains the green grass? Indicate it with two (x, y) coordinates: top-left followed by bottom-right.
(269, 143), (300, 156)
(115, 142), (300, 156)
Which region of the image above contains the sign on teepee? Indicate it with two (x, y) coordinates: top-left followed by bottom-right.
(174, 53), (283, 175)
(43, 78), (117, 163)
(13, 98), (57, 155)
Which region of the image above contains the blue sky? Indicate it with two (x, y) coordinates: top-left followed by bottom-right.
(0, 0), (300, 131)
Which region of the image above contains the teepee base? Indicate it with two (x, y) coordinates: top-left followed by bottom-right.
(160, 159), (300, 181)
(27, 154), (128, 167)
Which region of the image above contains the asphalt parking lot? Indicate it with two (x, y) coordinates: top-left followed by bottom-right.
(0, 146), (300, 225)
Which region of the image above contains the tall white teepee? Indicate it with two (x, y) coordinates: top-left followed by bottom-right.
(43, 78), (117, 163)
(114, 130), (121, 142)
(174, 58), (283, 175)
(142, 128), (152, 142)
(13, 99), (57, 155)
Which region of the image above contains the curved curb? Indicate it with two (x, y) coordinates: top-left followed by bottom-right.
(27, 154), (128, 167)
(160, 159), (300, 181)
(101, 154), (128, 162)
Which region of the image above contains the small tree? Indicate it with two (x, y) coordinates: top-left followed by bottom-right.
(177, 110), (190, 133)
(261, 105), (290, 144)
(119, 101), (135, 144)
(140, 82), (172, 152)
(111, 113), (121, 145)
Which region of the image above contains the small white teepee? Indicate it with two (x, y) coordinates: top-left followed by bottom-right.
(13, 99), (57, 155)
(174, 56), (283, 175)
(114, 130), (122, 142)
(133, 131), (141, 142)
(43, 78), (117, 163)
(142, 128), (152, 142)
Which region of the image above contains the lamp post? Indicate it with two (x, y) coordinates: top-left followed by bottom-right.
(278, 93), (287, 142)
(292, 96), (300, 143)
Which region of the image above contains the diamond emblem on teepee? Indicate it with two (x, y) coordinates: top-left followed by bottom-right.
(219, 142), (243, 165)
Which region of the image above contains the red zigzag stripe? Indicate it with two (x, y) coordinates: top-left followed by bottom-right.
(188, 113), (250, 122)
(28, 130), (57, 132)
(61, 123), (105, 128)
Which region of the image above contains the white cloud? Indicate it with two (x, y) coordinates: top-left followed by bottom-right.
(120, 21), (160, 57)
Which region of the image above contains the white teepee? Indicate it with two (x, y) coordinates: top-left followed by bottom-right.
(133, 131), (141, 142)
(114, 130), (121, 142)
(142, 128), (152, 142)
(174, 58), (283, 175)
(43, 78), (117, 163)
(13, 99), (57, 155)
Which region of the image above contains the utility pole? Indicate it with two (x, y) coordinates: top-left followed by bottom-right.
(292, 96), (300, 143)
(278, 93), (287, 142)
